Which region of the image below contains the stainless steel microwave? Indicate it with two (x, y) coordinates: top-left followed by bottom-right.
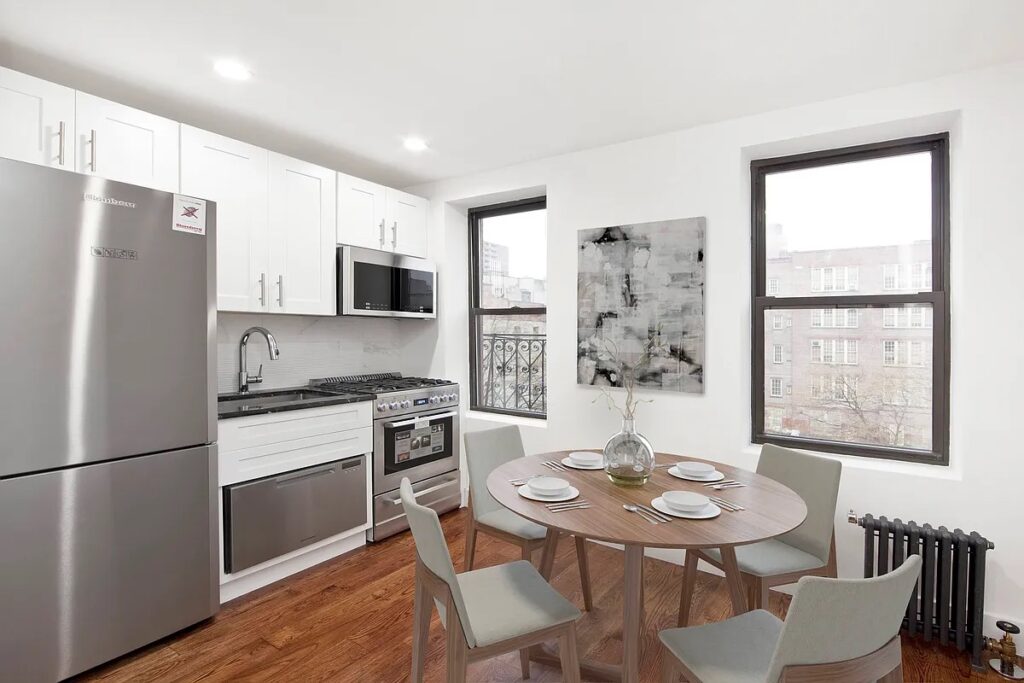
(337, 246), (436, 319)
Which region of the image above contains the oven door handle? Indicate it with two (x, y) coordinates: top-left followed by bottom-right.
(390, 479), (457, 505)
(384, 410), (459, 429)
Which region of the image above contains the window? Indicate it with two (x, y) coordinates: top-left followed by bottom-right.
(752, 134), (950, 464)
(469, 198), (547, 418)
(767, 278), (780, 295)
(773, 344), (784, 364)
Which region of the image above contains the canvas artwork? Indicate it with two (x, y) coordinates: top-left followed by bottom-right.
(577, 216), (705, 394)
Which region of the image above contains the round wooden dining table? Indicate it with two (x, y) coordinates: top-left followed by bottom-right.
(486, 450), (807, 683)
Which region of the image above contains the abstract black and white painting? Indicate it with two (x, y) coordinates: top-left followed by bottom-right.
(577, 217), (705, 393)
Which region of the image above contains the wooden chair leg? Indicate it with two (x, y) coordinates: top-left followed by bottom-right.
(521, 542), (533, 562)
(878, 663), (904, 683)
(410, 571), (431, 683)
(463, 516), (477, 571)
(574, 536), (594, 611)
(558, 622), (581, 683)
(825, 531), (838, 578)
(444, 594), (468, 683)
(677, 549), (699, 627)
(661, 651), (682, 683)
(519, 648), (531, 679)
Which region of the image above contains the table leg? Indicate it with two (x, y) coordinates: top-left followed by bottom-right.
(719, 546), (750, 615)
(622, 544), (644, 683)
(538, 527), (560, 579)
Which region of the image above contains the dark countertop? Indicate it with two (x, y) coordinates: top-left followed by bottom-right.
(217, 386), (375, 420)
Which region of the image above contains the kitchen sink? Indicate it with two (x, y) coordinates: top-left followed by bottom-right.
(218, 388), (343, 414)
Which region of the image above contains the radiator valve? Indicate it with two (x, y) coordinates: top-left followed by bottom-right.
(986, 620), (1024, 680)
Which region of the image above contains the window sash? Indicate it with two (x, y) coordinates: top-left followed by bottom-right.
(750, 133), (949, 465)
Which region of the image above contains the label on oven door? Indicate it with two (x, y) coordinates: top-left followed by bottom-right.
(395, 423), (446, 463)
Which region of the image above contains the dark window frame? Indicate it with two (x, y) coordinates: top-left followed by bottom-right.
(751, 133), (950, 465)
(468, 196), (548, 419)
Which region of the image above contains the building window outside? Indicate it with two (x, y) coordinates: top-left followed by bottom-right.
(469, 198), (547, 418)
(773, 344), (784, 364)
(753, 133), (950, 464)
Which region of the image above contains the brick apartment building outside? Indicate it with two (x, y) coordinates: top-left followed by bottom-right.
(764, 233), (934, 451)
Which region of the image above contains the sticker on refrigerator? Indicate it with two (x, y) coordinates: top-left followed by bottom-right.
(172, 195), (207, 236)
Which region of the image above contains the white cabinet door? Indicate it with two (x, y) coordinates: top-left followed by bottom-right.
(75, 92), (179, 192)
(387, 189), (428, 258)
(268, 153), (337, 315)
(181, 125), (269, 312)
(337, 172), (387, 250)
(0, 67), (75, 169)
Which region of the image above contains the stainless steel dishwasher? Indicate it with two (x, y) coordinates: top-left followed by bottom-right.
(224, 455), (366, 573)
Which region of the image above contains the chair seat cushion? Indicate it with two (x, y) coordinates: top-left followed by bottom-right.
(703, 540), (825, 577)
(477, 508), (548, 541)
(456, 560), (581, 648)
(660, 609), (782, 683)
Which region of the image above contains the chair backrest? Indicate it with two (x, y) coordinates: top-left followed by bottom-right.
(399, 478), (478, 647)
(757, 444), (841, 563)
(765, 555), (922, 682)
(463, 425), (525, 519)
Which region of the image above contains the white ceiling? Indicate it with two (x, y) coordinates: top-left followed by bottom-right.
(1, 1), (1023, 187)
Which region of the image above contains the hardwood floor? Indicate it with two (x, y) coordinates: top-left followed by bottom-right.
(78, 508), (1000, 682)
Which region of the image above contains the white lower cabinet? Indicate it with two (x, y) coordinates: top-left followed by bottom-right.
(217, 402), (373, 601)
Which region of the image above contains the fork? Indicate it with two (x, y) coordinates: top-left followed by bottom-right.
(702, 479), (739, 487)
(509, 475), (540, 486)
(546, 500), (589, 511)
(709, 496), (744, 512)
(542, 459), (568, 472)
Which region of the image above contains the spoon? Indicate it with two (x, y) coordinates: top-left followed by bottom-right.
(622, 503), (659, 525)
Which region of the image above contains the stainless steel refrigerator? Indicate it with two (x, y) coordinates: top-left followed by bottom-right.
(0, 157), (218, 681)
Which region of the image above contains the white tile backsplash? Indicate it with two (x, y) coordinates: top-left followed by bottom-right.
(217, 312), (437, 393)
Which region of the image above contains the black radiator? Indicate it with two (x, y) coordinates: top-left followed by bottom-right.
(854, 513), (995, 670)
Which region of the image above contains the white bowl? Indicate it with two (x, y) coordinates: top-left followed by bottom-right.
(673, 461), (716, 477)
(568, 451), (602, 466)
(527, 476), (571, 497)
(662, 490), (710, 513)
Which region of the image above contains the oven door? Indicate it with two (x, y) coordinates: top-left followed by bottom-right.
(373, 409), (459, 495)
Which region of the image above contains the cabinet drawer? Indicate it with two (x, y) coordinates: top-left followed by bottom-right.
(220, 402), (372, 453)
(224, 456), (366, 573)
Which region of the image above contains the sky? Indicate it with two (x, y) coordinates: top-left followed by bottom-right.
(766, 151), (932, 252)
(481, 208), (547, 279)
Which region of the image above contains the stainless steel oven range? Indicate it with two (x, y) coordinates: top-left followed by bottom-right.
(310, 372), (461, 541)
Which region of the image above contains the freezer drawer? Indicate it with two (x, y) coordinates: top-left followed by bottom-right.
(0, 445), (218, 682)
(225, 455), (367, 573)
(371, 469), (461, 541)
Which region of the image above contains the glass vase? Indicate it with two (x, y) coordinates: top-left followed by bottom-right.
(603, 418), (655, 486)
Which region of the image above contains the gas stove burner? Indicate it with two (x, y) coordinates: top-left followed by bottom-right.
(310, 372), (456, 396)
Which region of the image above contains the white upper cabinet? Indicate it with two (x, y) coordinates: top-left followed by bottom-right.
(0, 66), (75, 169)
(181, 125), (269, 313)
(337, 172), (387, 250)
(75, 92), (179, 192)
(387, 189), (428, 259)
(337, 172), (429, 258)
(268, 153), (337, 315)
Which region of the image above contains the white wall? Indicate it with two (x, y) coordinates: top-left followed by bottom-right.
(410, 60), (1024, 631)
(217, 313), (437, 394)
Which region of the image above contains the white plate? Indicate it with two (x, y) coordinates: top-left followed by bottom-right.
(662, 490), (710, 512)
(518, 485), (580, 503)
(562, 456), (603, 470)
(526, 475), (571, 497)
(568, 451), (602, 466)
(667, 467), (726, 483)
(673, 461), (717, 477)
(652, 497), (721, 519)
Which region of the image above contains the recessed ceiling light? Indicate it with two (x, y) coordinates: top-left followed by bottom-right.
(402, 136), (429, 153)
(214, 59), (252, 81)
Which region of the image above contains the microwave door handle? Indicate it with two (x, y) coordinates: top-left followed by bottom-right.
(384, 411), (459, 429)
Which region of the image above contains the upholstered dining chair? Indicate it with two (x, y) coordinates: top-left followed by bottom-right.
(661, 554), (921, 683)
(463, 426), (594, 611)
(678, 444), (842, 625)
(401, 478), (582, 683)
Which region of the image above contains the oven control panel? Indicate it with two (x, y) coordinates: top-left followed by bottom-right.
(374, 387), (460, 417)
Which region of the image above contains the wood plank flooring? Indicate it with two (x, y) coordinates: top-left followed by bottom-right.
(77, 508), (1000, 682)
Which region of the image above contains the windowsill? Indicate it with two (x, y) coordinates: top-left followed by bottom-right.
(465, 409), (548, 429)
(741, 443), (963, 481)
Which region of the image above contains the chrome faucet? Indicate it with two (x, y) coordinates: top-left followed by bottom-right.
(238, 326), (280, 393)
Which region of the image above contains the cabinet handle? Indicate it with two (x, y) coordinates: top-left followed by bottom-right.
(57, 121), (66, 166)
(89, 129), (97, 171)
(258, 273), (267, 306)
(277, 274), (284, 307)
(379, 219), (385, 248)
(391, 221), (398, 249)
